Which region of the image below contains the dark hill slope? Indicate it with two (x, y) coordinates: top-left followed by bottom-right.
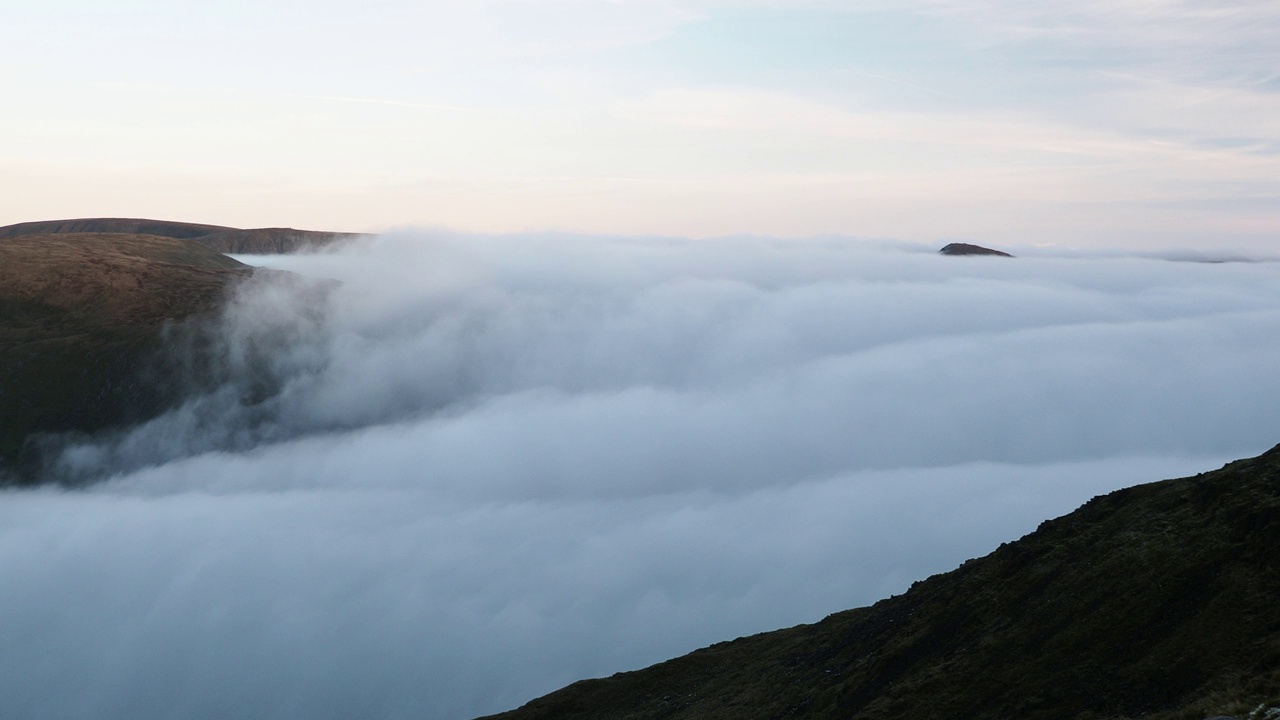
(0, 232), (251, 482)
(484, 446), (1280, 720)
(0, 217), (364, 254)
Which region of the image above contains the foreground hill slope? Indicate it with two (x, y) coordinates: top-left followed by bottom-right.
(0, 217), (362, 254)
(485, 446), (1280, 720)
(0, 232), (251, 481)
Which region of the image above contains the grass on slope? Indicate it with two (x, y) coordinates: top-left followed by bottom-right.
(0, 232), (250, 481)
(0, 217), (363, 255)
(485, 446), (1280, 720)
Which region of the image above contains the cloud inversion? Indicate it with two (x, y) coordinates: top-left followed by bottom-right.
(5, 232), (1280, 719)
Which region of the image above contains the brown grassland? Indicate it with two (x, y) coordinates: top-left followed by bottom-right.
(0, 232), (250, 478)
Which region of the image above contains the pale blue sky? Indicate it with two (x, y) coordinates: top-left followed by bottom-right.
(3, 0), (1278, 249)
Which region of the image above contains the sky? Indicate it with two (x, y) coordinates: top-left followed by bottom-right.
(3, 0), (1280, 249)
(4, 233), (1280, 718)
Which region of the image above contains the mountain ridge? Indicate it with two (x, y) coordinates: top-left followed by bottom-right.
(0, 217), (364, 255)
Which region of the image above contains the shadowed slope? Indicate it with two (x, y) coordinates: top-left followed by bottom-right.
(0, 232), (251, 481)
(484, 446), (1280, 720)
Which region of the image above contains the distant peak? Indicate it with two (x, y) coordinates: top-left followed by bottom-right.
(939, 242), (1013, 257)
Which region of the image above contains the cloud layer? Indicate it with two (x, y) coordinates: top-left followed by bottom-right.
(5, 232), (1280, 719)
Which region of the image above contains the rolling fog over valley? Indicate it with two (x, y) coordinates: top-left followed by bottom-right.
(5, 232), (1280, 719)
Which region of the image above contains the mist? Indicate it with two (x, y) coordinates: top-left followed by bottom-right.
(5, 232), (1280, 719)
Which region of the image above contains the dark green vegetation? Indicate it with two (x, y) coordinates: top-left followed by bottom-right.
(0, 232), (252, 483)
(939, 242), (1014, 257)
(485, 446), (1280, 720)
(0, 217), (363, 255)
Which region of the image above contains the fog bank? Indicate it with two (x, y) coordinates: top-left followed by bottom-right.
(5, 232), (1279, 719)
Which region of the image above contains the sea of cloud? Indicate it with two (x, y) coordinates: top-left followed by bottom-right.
(4, 231), (1280, 719)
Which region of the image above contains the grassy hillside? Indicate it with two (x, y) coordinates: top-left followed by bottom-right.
(192, 226), (361, 254)
(0, 217), (363, 255)
(484, 446), (1280, 720)
(0, 218), (235, 239)
(0, 232), (251, 482)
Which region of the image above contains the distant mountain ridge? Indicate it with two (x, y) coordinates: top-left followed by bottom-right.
(0, 217), (365, 254)
(484, 446), (1280, 720)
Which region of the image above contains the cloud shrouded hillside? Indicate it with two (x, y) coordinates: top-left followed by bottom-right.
(3, 231), (1280, 720)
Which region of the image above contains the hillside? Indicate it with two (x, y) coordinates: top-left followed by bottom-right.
(0, 217), (363, 255)
(484, 445), (1280, 720)
(192, 226), (361, 254)
(0, 217), (235, 239)
(0, 232), (251, 482)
